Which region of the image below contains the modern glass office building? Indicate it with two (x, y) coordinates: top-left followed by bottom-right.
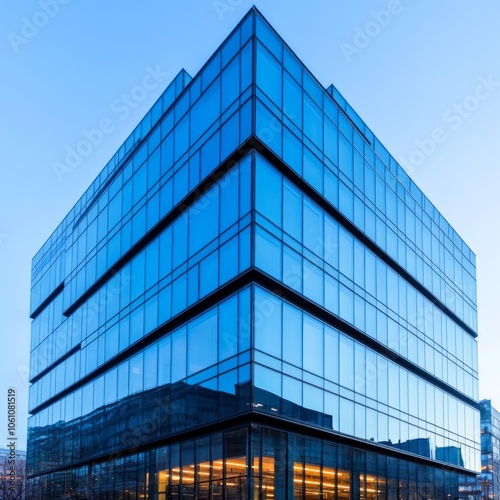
(27, 7), (480, 499)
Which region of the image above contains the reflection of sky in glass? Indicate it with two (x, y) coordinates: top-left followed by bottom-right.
(3, 0), (500, 453)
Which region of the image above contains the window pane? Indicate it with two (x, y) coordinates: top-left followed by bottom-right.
(283, 303), (302, 367)
(219, 295), (238, 360)
(222, 56), (239, 111)
(190, 79), (220, 145)
(256, 42), (282, 106)
(303, 315), (323, 376)
(171, 327), (187, 382)
(255, 227), (282, 279)
(189, 187), (219, 256)
(255, 156), (282, 226)
(254, 288), (282, 358)
(188, 309), (217, 375)
(303, 95), (323, 149)
(284, 71), (302, 128)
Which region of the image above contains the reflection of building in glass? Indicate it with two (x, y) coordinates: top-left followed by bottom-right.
(27, 7), (481, 498)
(478, 399), (500, 498)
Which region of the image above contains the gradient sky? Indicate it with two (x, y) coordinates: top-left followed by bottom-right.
(2, 0), (499, 450)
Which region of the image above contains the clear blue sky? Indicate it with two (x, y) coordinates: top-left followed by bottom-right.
(2, 0), (500, 449)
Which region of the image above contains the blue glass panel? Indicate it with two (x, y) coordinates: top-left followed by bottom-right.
(283, 47), (302, 83)
(339, 181), (353, 220)
(144, 295), (158, 334)
(222, 56), (239, 111)
(339, 285), (354, 324)
(132, 163), (147, 205)
(256, 101), (282, 156)
(220, 168), (239, 233)
(303, 148), (323, 193)
(240, 41), (252, 91)
(200, 131), (220, 179)
(221, 111), (239, 159)
(172, 274), (187, 317)
(283, 127), (302, 175)
(143, 234), (159, 291)
(339, 228), (353, 280)
(174, 115), (189, 162)
(108, 193), (122, 230)
(172, 218), (187, 269)
(339, 113), (353, 143)
(303, 383), (323, 414)
(219, 295), (238, 360)
(171, 326), (187, 382)
(339, 335), (354, 390)
(283, 246), (302, 293)
(303, 71), (323, 107)
(304, 260), (323, 305)
(254, 365), (281, 397)
(118, 316), (130, 352)
(255, 227), (282, 279)
(239, 98), (252, 143)
(129, 352), (143, 394)
(339, 133), (353, 181)
(255, 156), (282, 226)
(173, 165), (188, 206)
(304, 95), (323, 150)
(199, 251), (218, 298)
(81, 382), (93, 415)
(157, 335), (171, 386)
(189, 188), (219, 256)
(283, 181), (302, 242)
(159, 227), (172, 281)
(239, 226), (251, 272)
(130, 250), (145, 302)
(188, 309), (217, 375)
(144, 343), (158, 389)
(190, 80), (221, 146)
(131, 205), (146, 245)
(283, 375), (302, 406)
(201, 53), (220, 91)
(129, 304), (144, 344)
(254, 288), (282, 358)
(284, 72), (302, 128)
(324, 326), (339, 384)
(255, 16), (282, 61)
(146, 191), (159, 231)
(303, 199), (322, 252)
(188, 151), (200, 191)
(105, 323), (119, 361)
(325, 118), (339, 165)
(159, 179), (173, 219)
(219, 236), (238, 285)
(175, 92), (189, 122)
(256, 43), (282, 106)
(160, 133), (173, 177)
(283, 303), (302, 367)
(238, 287), (251, 352)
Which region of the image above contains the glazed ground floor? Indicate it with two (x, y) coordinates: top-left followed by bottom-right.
(27, 420), (478, 499)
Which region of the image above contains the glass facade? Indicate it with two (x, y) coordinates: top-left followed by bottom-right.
(475, 400), (500, 498)
(27, 7), (480, 499)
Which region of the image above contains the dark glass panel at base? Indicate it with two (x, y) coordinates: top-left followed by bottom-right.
(28, 423), (476, 499)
